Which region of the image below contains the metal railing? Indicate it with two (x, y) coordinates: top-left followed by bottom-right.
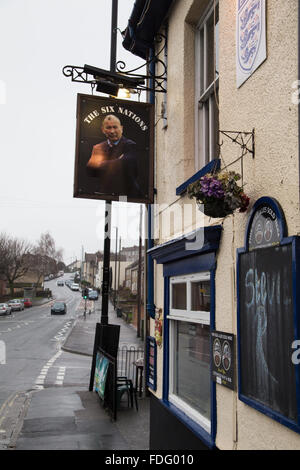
(117, 345), (144, 391)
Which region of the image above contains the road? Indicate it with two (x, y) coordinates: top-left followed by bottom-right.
(0, 274), (93, 447)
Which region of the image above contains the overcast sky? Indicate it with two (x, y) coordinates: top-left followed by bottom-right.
(0, 0), (145, 266)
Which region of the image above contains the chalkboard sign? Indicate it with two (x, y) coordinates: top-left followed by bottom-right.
(237, 197), (300, 432)
(239, 245), (297, 421)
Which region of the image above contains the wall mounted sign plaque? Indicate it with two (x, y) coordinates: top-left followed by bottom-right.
(236, 0), (267, 88)
(247, 202), (282, 251)
(211, 330), (235, 390)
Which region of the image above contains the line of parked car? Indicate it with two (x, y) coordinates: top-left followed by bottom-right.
(64, 280), (80, 291)
(56, 277), (99, 300)
(0, 298), (33, 316)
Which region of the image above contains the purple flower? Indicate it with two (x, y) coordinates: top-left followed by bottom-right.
(200, 176), (224, 199)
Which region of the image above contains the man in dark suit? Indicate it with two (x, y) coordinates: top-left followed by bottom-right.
(86, 114), (141, 198)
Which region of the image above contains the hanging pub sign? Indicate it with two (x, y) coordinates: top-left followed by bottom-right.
(74, 94), (154, 204)
(237, 197), (300, 434)
(211, 331), (235, 390)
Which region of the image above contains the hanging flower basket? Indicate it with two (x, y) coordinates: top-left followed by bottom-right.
(187, 170), (250, 218)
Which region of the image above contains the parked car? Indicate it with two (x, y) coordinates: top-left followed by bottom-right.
(8, 299), (24, 311)
(0, 303), (12, 316)
(22, 298), (32, 308)
(71, 283), (80, 291)
(88, 290), (99, 300)
(51, 301), (67, 315)
(57, 280), (64, 286)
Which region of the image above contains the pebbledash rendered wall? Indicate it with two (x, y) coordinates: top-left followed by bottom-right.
(150, 0), (300, 450)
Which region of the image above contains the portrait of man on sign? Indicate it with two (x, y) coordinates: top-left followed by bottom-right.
(86, 114), (142, 198)
(74, 94), (154, 204)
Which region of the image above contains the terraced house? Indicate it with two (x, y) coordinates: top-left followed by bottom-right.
(122, 0), (300, 450)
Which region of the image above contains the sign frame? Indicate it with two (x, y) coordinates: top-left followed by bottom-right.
(74, 93), (154, 204)
(245, 197), (287, 251)
(237, 196), (300, 435)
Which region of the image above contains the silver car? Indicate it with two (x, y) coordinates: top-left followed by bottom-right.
(8, 299), (24, 311)
(0, 303), (12, 316)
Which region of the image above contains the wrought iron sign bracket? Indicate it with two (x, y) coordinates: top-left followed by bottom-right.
(219, 129), (255, 160)
(62, 65), (97, 86)
(62, 34), (167, 95)
(115, 33), (167, 94)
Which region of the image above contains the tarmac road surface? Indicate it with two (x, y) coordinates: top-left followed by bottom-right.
(0, 275), (91, 448)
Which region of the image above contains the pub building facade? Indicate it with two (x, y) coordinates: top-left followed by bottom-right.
(122, 0), (300, 450)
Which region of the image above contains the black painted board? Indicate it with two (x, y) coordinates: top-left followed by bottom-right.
(89, 323), (120, 392)
(239, 244), (297, 421)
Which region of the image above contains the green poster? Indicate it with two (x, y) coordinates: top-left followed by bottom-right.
(95, 352), (109, 399)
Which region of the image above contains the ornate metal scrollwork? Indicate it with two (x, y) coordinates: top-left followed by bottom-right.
(62, 65), (97, 85)
(219, 129), (255, 160)
(218, 129), (255, 187)
(116, 33), (167, 93)
(62, 32), (167, 94)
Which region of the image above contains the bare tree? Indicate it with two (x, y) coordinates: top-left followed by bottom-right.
(32, 232), (64, 285)
(0, 233), (33, 296)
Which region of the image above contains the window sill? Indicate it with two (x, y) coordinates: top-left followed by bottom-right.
(161, 399), (216, 449)
(176, 159), (220, 196)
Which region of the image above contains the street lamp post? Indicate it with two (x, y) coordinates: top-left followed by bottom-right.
(88, 0), (122, 394)
(114, 226), (118, 308)
(100, 0), (118, 325)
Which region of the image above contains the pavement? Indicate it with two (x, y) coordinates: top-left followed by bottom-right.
(62, 298), (144, 356)
(11, 298), (150, 451)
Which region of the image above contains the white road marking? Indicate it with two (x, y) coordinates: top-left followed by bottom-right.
(34, 350), (63, 389)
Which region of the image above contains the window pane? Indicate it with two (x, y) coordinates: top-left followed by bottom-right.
(206, 4), (219, 87)
(173, 322), (210, 421)
(199, 100), (209, 166)
(206, 14), (214, 86)
(191, 280), (210, 311)
(199, 27), (204, 95)
(172, 283), (187, 310)
(213, 88), (219, 159)
(215, 19), (219, 77)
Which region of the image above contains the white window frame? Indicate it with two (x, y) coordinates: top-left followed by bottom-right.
(168, 271), (211, 434)
(195, 1), (219, 171)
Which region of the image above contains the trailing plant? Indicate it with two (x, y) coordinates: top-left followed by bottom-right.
(187, 170), (250, 218)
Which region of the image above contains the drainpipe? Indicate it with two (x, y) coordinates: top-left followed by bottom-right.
(144, 47), (156, 397)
